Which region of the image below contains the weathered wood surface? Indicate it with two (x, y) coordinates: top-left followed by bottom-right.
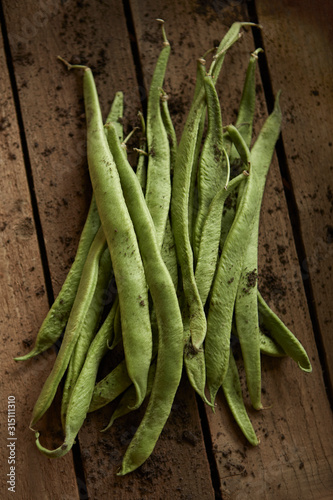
(255, 0), (333, 394)
(1, 0), (332, 498)
(0, 26), (80, 500)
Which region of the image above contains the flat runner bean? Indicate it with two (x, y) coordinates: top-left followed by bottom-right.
(172, 23), (254, 352)
(77, 63), (152, 409)
(205, 92), (282, 406)
(105, 123), (183, 475)
(30, 225), (107, 428)
(15, 197), (100, 361)
(145, 20), (171, 249)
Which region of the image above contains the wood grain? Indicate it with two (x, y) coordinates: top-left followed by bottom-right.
(255, 0), (333, 389)
(0, 28), (79, 500)
(2, 0), (141, 295)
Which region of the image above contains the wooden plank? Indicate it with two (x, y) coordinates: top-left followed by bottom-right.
(130, 0), (333, 498)
(255, 0), (333, 387)
(0, 29), (79, 500)
(2, 0), (141, 294)
(2, 0), (215, 497)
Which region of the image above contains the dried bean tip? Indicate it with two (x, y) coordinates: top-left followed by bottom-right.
(251, 47), (264, 59)
(57, 55), (88, 71)
(133, 147), (149, 157)
(157, 18), (170, 46)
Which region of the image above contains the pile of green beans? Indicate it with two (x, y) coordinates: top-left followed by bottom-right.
(16, 20), (312, 475)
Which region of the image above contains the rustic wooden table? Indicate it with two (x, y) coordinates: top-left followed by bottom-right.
(1, 0), (333, 498)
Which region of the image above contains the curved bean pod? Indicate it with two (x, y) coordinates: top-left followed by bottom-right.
(102, 361), (157, 433)
(205, 92), (282, 406)
(145, 20), (171, 249)
(30, 225), (107, 429)
(14, 197), (100, 361)
(259, 329), (285, 357)
(81, 65), (152, 409)
(106, 123), (183, 475)
(88, 358), (132, 413)
(172, 23), (250, 352)
(258, 292), (312, 371)
(221, 349), (259, 446)
(61, 246), (113, 428)
(35, 299), (118, 457)
(195, 171), (247, 307)
(193, 72), (227, 261)
(183, 306), (213, 407)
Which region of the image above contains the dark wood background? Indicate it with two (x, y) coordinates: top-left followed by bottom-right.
(1, 0), (332, 498)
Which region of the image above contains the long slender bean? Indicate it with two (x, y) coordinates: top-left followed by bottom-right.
(193, 72), (228, 261)
(172, 23), (252, 352)
(135, 111), (147, 193)
(106, 123), (183, 475)
(30, 225), (107, 428)
(102, 361), (157, 432)
(205, 92), (282, 406)
(88, 358), (132, 413)
(221, 349), (259, 446)
(160, 88), (177, 175)
(145, 20), (171, 249)
(35, 299), (118, 456)
(77, 63), (152, 409)
(220, 49), (261, 250)
(15, 197), (100, 361)
(195, 171), (247, 307)
(60, 90), (124, 428)
(258, 292), (312, 371)
(61, 246), (113, 428)
(106, 91), (124, 142)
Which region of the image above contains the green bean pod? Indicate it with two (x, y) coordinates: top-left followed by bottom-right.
(235, 48), (262, 145)
(234, 219), (262, 410)
(88, 358), (132, 413)
(61, 246), (113, 428)
(14, 197), (100, 361)
(183, 306), (213, 407)
(106, 91), (124, 142)
(160, 88), (177, 175)
(30, 225), (107, 428)
(193, 72), (228, 261)
(258, 292), (312, 371)
(102, 361), (157, 432)
(232, 321), (285, 357)
(188, 105), (206, 249)
(161, 217), (178, 290)
(105, 123), (183, 476)
(35, 299), (118, 457)
(205, 92), (282, 406)
(224, 125), (251, 168)
(172, 23), (250, 352)
(221, 349), (259, 446)
(259, 329), (285, 357)
(135, 111), (147, 193)
(145, 20), (171, 249)
(82, 65), (152, 409)
(109, 300), (122, 349)
(195, 171), (247, 307)
(220, 49), (261, 249)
